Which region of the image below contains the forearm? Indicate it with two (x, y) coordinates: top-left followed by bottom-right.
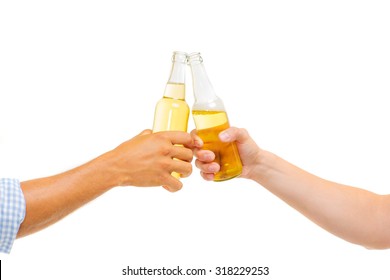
(16, 130), (196, 238)
(18, 154), (117, 238)
(251, 150), (390, 249)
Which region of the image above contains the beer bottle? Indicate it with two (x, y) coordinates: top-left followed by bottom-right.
(153, 51), (190, 179)
(188, 52), (242, 181)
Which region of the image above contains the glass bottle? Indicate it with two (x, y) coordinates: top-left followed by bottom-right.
(153, 51), (190, 179)
(188, 52), (242, 181)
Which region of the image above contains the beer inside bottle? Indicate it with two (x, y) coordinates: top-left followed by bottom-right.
(153, 82), (189, 132)
(193, 110), (242, 181)
(152, 52), (189, 180)
(188, 52), (242, 181)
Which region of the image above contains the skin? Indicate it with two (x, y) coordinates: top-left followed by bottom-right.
(193, 127), (390, 249)
(18, 129), (201, 238)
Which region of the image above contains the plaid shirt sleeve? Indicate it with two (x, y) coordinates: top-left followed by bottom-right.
(0, 178), (26, 254)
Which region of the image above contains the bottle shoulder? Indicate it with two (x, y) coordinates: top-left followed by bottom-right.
(163, 82), (186, 100)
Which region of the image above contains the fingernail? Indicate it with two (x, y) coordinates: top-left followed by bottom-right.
(194, 139), (203, 148)
(208, 165), (219, 173)
(202, 152), (213, 161)
(219, 131), (231, 142)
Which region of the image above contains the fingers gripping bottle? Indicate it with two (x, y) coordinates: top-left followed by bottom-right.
(188, 52), (242, 181)
(152, 51), (190, 179)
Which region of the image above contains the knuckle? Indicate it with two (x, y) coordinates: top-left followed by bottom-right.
(158, 172), (170, 185)
(162, 147), (172, 157)
(160, 159), (171, 170)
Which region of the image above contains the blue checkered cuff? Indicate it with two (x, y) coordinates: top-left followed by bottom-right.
(0, 178), (26, 254)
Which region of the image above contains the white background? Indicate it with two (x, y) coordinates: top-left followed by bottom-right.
(1, 0), (390, 279)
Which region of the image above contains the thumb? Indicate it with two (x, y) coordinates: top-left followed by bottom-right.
(190, 129), (203, 148)
(219, 127), (250, 144)
(139, 129), (153, 136)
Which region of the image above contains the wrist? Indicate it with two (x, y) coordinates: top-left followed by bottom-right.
(82, 153), (119, 191)
(247, 149), (278, 184)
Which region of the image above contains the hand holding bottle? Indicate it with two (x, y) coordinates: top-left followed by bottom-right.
(193, 127), (262, 181)
(102, 129), (197, 192)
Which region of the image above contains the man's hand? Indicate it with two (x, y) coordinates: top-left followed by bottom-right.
(103, 130), (197, 192)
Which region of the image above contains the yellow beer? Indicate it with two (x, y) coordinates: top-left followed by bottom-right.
(152, 52), (189, 180)
(193, 110), (242, 181)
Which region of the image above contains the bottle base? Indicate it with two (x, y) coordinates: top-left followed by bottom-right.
(213, 171), (242, 182)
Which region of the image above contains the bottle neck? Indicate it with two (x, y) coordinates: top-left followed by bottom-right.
(188, 53), (224, 111)
(164, 52), (186, 100)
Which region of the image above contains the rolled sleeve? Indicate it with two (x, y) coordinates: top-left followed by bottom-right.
(0, 178), (26, 254)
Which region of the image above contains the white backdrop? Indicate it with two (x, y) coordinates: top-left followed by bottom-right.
(1, 0), (390, 279)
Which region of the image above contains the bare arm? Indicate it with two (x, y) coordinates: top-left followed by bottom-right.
(194, 127), (390, 249)
(18, 129), (196, 238)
